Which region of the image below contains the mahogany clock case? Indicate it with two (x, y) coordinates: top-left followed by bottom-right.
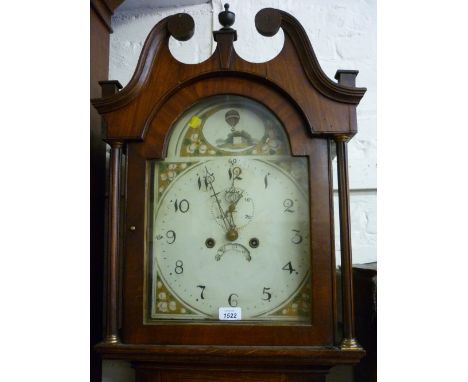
(124, 77), (335, 346)
(92, 4), (366, 370)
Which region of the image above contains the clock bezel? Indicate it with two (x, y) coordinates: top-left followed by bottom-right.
(121, 76), (337, 346)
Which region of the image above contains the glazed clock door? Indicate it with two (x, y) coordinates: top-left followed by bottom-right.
(145, 95), (312, 324)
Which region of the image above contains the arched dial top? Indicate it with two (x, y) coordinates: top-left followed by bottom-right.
(146, 95), (311, 323)
(166, 95), (291, 158)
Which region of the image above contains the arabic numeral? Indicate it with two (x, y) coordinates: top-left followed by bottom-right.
(283, 199), (294, 213)
(229, 166), (242, 181)
(232, 167), (242, 180)
(282, 261), (297, 275)
(197, 285), (206, 299)
(228, 293), (238, 307)
(264, 173), (270, 189)
(179, 199), (189, 213)
(262, 287), (272, 302)
(198, 173), (212, 191)
(291, 229), (303, 244)
(171, 199), (190, 213)
(166, 230), (176, 244)
(174, 260), (183, 274)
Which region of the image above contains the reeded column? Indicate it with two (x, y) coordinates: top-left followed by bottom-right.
(104, 141), (123, 344)
(335, 134), (362, 351)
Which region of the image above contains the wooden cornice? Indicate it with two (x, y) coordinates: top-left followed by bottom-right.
(91, 7), (366, 138)
(91, 13), (194, 114)
(255, 8), (366, 105)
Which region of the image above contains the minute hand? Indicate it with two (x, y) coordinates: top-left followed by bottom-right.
(205, 166), (231, 231)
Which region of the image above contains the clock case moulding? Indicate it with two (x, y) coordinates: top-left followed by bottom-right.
(92, 5), (366, 375)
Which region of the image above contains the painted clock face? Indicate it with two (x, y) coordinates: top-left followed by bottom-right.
(146, 95), (311, 323)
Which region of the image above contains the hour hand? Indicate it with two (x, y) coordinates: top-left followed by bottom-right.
(225, 199), (242, 241)
(226, 188), (243, 220)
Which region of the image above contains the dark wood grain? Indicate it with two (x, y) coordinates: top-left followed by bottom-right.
(213, 28), (237, 69)
(90, 2), (123, 380)
(335, 70), (359, 87)
(167, 13), (195, 41)
(255, 8), (365, 104)
(90, 0), (114, 33)
(99, 80), (123, 96)
(353, 264), (377, 382)
(96, 343), (362, 380)
(95, 343), (364, 365)
(335, 137), (361, 350)
(91, 6), (109, 381)
(120, 78), (336, 346)
(91, 5), (366, 380)
(104, 141), (123, 344)
(91, 9), (366, 137)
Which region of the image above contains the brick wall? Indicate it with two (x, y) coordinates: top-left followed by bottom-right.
(109, 0), (376, 267)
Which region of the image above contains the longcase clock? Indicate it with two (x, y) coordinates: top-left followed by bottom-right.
(92, 5), (366, 381)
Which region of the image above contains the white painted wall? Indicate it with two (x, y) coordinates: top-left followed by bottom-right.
(104, 1), (376, 380)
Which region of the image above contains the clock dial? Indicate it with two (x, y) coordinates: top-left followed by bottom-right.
(146, 95), (311, 323)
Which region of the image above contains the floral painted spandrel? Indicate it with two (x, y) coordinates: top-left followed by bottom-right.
(153, 275), (196, 318)
(157, 162), (194, 199)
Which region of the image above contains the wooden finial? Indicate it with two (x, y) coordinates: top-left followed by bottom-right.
(218, 3), (235, 29)
(213, 2), (237, 46)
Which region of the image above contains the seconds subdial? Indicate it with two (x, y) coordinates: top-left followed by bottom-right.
(211, 189), (254, 234)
